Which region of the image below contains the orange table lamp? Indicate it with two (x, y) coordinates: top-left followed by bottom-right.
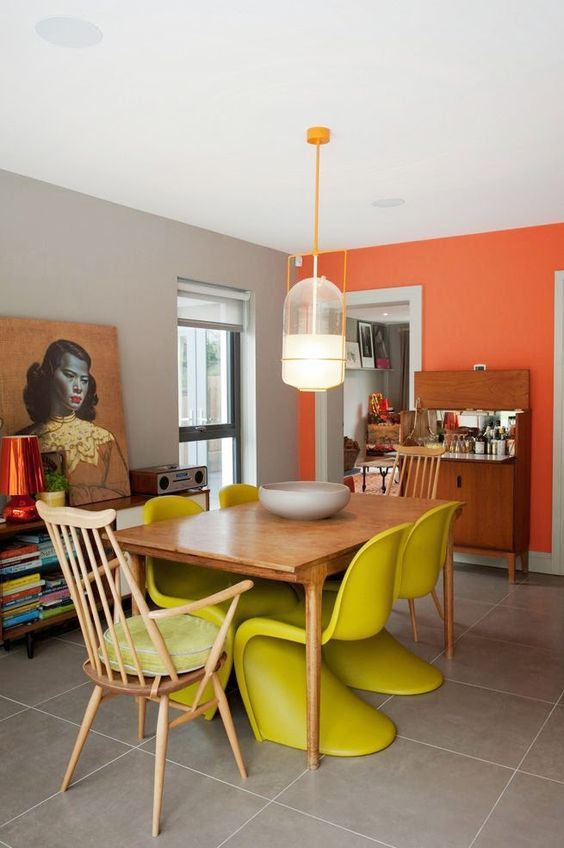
(0, 435), (45, 522)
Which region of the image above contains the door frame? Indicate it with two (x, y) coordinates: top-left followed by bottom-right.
(316, 285), (423, 481)
(552, 270), (564, 574)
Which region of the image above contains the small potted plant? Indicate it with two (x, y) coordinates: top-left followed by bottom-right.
(37, 469), (69, 508)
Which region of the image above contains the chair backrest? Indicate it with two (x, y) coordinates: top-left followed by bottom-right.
(398, 501), (460, 599)
(36, 501), (178, 687)
(386, 444), (445, 498)
(323, 523), (413, 643)
(343, 476), (355, 493)
(143, 495), (203, 523)
(219, 483), (259, 509)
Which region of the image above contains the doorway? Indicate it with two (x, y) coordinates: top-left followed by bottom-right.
(315, 285), (423, 482)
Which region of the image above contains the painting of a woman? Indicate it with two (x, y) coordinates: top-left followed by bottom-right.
(18, 339), (129, 505)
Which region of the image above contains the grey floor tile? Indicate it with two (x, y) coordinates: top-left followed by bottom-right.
(39, 684), (159, 746)
(392, 594), (494, 635)
(500, 575), (564, 616)
(0, 696), (28, 722)
(0, 708), (129, 825)
(448, 564), (518, 604)
(473, 771), (564, 848)
(54, 628), (85, 647)
(520, 705), (564, 782)
(435, 632), (564, 702)
(141, 692), (306, 799)
(229, 802), (378, 847)
(385, 680), (551, 767)
(1, 749), (265, 847)
(278, 737), (510, 848)
(386, 614), (446, 663)
(0, 639), (86, 706)
(470, 604), (564, 653)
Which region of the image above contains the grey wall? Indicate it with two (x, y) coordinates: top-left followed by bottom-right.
(0, 169), (298, 484)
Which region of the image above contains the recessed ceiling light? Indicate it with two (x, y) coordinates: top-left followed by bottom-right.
(35, 17), (103, 48)
(383, 312), (389, 316)
(371, 198), (406, 208)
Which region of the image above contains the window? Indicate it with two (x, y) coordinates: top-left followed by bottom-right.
(177, 281), (250, 507)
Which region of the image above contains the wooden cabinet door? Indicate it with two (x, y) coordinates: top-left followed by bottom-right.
(437, 461), (514, 551)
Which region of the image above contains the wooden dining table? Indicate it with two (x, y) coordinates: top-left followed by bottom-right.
(115, 493), (460, 770)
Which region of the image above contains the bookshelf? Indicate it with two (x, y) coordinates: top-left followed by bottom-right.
(0, 489), (209, 657)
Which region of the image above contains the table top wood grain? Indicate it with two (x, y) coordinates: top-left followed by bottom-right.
(115, 494), (452, 577)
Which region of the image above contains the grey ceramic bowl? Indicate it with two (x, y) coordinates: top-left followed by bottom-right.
(259, 481), (351, 520)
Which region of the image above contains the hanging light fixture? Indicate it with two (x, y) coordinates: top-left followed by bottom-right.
(282, 126), (347, 392)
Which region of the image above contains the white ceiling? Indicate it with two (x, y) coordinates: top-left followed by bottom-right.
(348, 304), (410, 324)
(2, 1), (563, 253)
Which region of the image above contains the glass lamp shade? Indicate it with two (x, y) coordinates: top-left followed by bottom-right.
(282, 275), (345, 391)
(0, 435), (45, 522)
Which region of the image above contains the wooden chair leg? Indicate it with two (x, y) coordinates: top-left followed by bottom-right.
(211, 674), (247, 779)
(408, 599), (418, 642)
(152, 695), (170, 838)
(61, 685), (104, 792)
(431, 589), (444, 620)
(137, 696), (147, 741)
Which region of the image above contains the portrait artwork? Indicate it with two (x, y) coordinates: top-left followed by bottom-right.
(0, 317), (130, 506)
(358, 321), (375, 369)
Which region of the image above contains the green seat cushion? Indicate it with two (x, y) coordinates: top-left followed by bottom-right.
(100, 614), (219, 677)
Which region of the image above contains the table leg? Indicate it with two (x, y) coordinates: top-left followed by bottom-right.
(379, 467), (390, 494)
(304, 571), (324, 770)
(362, 466), (367, 493)
(443, 526), (455, 658)
(128, 553), (146, 615)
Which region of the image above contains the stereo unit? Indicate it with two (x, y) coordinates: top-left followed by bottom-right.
(129, 464), (207, 495)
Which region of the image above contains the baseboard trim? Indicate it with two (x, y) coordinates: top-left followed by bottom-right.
(454, 550), (558, 576)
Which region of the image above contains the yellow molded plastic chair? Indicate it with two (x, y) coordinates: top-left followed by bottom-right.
(234, 523), (412, 756)
(218, 483), (259, 508)
(144, 496), (297, 717)
(324, 501), (460, 696)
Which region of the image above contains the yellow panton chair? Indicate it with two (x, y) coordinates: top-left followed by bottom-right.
(234, 523), (412, 756)
(218, 483), (259, 508)
(144, 495), (298, 718)
(324, 501), (460, 696)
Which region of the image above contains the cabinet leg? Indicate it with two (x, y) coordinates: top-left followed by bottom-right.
(506, 553), (516, 584)
(3, 639), (11, 652)
(520, 551), (529, 576)
(26, 632), (34, 659)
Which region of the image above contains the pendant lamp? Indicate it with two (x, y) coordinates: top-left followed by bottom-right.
(282, 127), (347, 392)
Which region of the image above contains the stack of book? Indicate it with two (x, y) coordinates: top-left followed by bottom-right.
(0, 542), (43, 630)
(40, 571), (74, 619)
(16, 531), (60, 568)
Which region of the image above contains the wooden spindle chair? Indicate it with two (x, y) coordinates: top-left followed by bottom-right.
(36, 501), (252, 838)
(385, 444), (446, 635)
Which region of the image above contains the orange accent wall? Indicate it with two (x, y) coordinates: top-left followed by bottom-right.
(298, 223), (564, 552)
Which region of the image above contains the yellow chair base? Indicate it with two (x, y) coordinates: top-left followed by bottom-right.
(237, 635), (396, 756)
(149, 562), (298, 718)
(324, 628), (444, 695)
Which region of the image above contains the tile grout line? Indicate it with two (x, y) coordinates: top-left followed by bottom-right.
(442, 676), (558, 705)
(0, 736), (152, 831)
(34, 680), (90, 706)
(0, 707), (29, 724)
(213, 766), (312, 848)
(466, 682), (564, 848)
(135, 746), (274, 803)
(29, 704), (138, 749)
(518, 768), (564, 787)
(271, 800), (401, 848)
(396, 735), (515, 771)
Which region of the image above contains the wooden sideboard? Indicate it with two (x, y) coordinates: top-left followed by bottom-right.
(0, 488), (209, 655)
(414, 370), (531, 583)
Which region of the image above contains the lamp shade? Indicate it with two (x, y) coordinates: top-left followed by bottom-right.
(282, 275), (345, 391)
(0, 435), (45, 496)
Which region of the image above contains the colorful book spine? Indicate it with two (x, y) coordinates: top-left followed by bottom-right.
(0, 543), (39, 560)
(0, 559), (43, 577)
(0, 572), (42, 593)
(2, 609), (41, 629)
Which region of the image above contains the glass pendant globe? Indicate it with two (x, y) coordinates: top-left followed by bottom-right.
(282, 275), (345, 391)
